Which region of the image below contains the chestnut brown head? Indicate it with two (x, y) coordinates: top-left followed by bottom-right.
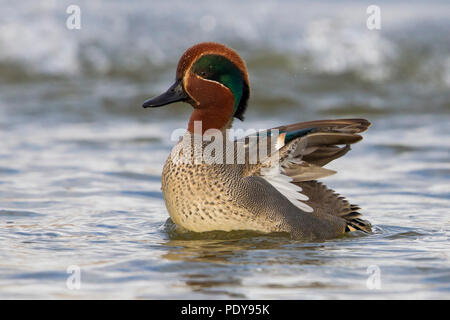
(143, 42), (250, 121)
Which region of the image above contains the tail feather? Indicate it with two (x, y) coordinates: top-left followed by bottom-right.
(296, 180), (372, 233)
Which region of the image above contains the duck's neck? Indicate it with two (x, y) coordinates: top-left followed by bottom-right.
(187, 105), (233, 134)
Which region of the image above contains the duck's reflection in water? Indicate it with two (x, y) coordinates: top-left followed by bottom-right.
(160, 219), (337, 298)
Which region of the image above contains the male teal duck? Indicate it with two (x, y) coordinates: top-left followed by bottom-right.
(143, 42), (371, 240)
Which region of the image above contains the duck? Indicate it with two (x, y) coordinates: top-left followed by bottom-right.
(142, 42), (371, 240)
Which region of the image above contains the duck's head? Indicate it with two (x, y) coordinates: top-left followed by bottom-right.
(143, 42), (250, 132)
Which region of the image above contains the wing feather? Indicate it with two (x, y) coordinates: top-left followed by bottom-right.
(241, 118), (370, 215)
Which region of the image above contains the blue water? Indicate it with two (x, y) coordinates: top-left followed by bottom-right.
(0, 0), (449, 299)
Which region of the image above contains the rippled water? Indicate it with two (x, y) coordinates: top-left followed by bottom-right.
(0, 0), (449, 299)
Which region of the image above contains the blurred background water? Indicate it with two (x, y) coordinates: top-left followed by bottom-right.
(0, 0), (449, 299)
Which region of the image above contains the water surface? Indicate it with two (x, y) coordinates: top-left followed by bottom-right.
(0, 0), (449, 299)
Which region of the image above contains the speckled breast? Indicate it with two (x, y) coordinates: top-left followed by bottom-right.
(160, 135), (271, 233)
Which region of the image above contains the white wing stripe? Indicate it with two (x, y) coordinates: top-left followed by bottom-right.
(266, 180), (309, 201)
(261, 168), (313, 213)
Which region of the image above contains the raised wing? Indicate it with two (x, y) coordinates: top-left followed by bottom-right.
(241, 118), (370, 218)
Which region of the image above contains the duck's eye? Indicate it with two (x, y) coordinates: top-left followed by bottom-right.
(200, 71), (207, 76)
